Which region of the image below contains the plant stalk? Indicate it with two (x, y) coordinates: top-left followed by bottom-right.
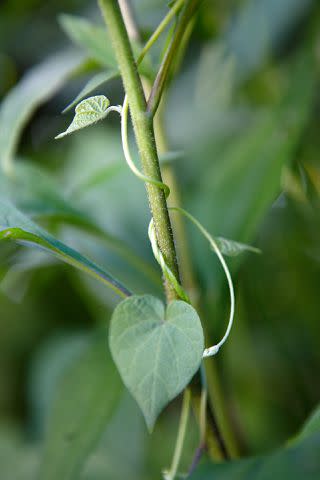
(99, 0), (239, 462)
(147, 0), (202, 116)
(98, 0), (180, 302)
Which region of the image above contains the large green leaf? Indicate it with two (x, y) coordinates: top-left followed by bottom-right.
(0, 51), (83, 173)
(109, 294), (204, 430)
(190, 432), (320, 479)
(187, 51), (316, 294)
(199, 54), (314, 241)
(0, 199), (130, 298)
(39, 336), (122, 480)
(191, 403), (320, 479)
(0, 162), (160, 292)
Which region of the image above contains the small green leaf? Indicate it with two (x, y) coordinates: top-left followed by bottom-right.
(62, 70), (119, 113)
(109, 295), (204, 430)
(39, 336), (122, 480)
(0, 199), (131, 298)
(55, 95), (113, 139)
(215, 236), (261, 256)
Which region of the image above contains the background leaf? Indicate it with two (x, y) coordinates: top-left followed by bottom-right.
(191, 427), (320, 479)
(59, 15), (117, 69)
(39, 335), (122, 480)
(0, 199), (131, 298)
(59, 14), (154, 79)
(62, 70), (118, 113)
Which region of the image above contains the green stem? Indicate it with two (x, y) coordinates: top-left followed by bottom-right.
(165, 389), (191, 480)
(99, 0), (239, 461)
(98, 0), (180, 302)
(138, 0), (185, 63)
(147, 0), (202, 116)
(118, 0), (238, 458)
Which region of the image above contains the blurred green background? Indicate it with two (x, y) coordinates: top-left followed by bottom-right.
(1, 0), (320, 478)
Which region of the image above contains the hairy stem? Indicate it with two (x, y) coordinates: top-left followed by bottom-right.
(98, 0), (180, 302)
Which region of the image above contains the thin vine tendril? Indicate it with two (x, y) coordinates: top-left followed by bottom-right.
(119, 101), (235, 357)
(148, 218), (190, 302)
(169, 207), (235, 358)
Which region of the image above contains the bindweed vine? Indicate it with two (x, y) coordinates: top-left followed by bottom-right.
(119, 88), (235, 358)
(55, 1), (259, 476)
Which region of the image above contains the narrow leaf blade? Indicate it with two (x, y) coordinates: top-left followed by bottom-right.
(62, 70), (118, 113)
(0, 199), (131, 298)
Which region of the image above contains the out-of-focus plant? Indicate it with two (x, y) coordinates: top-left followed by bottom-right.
(0, 0), (320, 479)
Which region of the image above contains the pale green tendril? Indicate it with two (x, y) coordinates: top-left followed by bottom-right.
(116, 0), (235, 356)
(148, 218), (190, 302)
(121, 95), (170, 197)
(119, 99), (235, 357)
(169, 207), (235, 358)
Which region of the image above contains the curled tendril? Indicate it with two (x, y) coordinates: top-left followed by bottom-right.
(121, 95), (170, 197)
(118, 94), (235, 359)
(148, 218), (190, 302)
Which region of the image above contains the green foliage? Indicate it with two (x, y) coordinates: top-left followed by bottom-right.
(109, 295), (204, 430)
(190, 432), (320, 479)
(59, 14), (118, 69)
(0, 199), (130, 297)
(1, 0), (320, 479)
(56, 95), (113, 139)
(62, 70), (118, 113)
(39, 335), (122, 480)
(59, 14), (154, 78)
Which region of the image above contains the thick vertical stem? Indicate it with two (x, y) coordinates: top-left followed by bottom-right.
(98, 0), (180, 302)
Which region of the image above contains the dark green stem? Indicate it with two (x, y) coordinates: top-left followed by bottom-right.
(98, 0), (180, 302)
(147, 0), (202, 117)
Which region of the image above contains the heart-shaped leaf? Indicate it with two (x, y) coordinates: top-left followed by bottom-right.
(55, 95), (112, 139)
(109, 295), (204, 430)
